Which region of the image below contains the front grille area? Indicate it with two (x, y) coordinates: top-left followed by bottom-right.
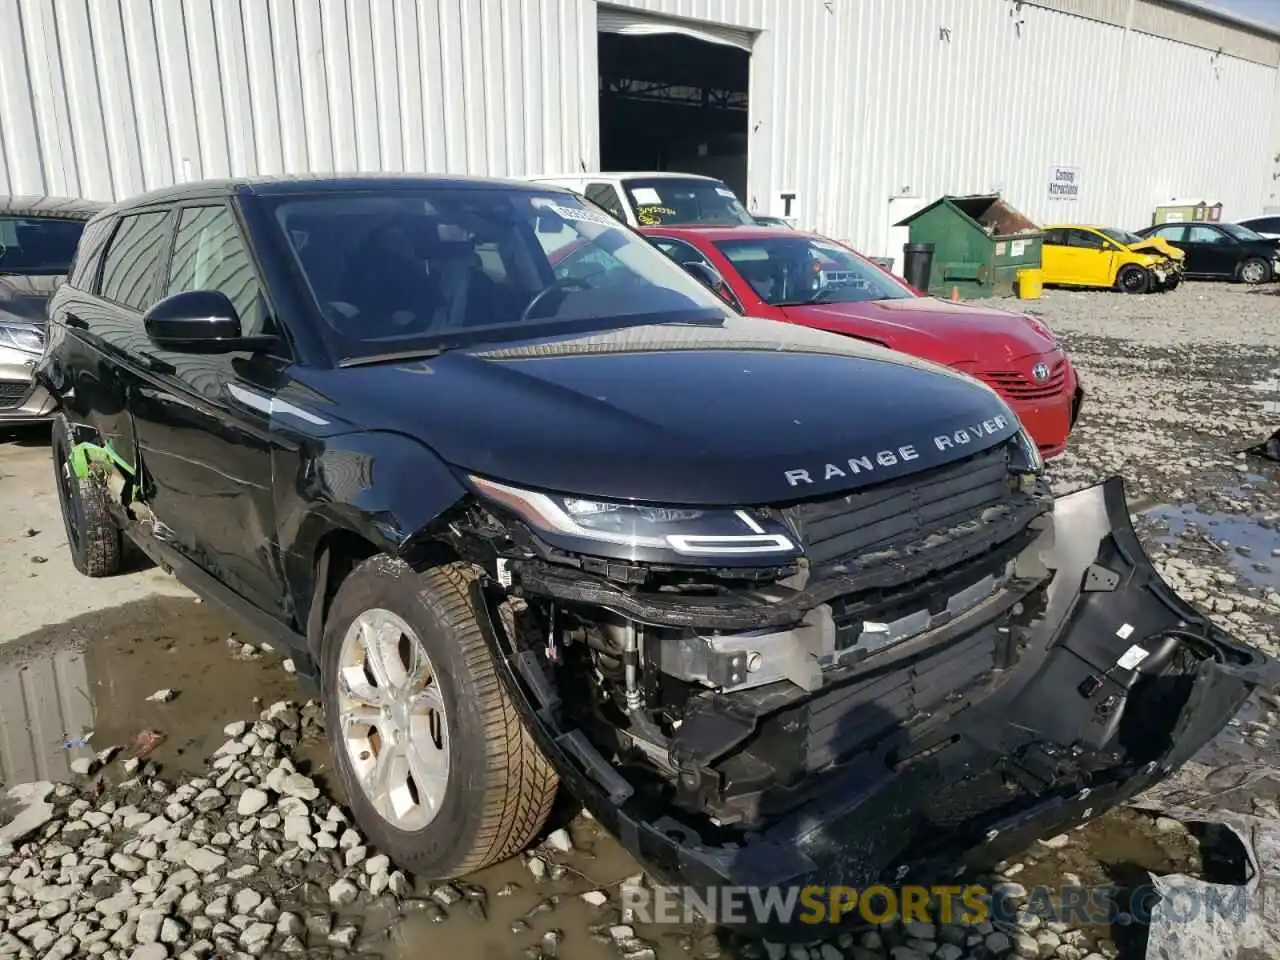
(979, 358), (1068, 400)
(781, 441), (1014, 570)
(0, 382), (29, 409)
(803, 619), (1002, 771)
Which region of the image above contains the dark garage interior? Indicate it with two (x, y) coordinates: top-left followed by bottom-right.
(597, 31), (750, 202)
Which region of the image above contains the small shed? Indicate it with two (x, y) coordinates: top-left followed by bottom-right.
(1152, 199), (1223, 225)
(893, 194), (1043, 299)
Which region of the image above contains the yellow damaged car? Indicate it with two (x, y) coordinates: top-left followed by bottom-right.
(1041, 225), (1185, 294)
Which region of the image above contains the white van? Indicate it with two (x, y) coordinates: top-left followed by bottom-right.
(527, 172), (757, 229)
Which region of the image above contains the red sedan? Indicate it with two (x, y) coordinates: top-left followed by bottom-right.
(635, 226), (1083, 459)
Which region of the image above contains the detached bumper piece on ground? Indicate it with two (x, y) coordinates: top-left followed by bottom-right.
(471, 470), (1275, 932)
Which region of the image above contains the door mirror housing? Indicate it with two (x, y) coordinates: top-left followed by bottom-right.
(681, 261), (740, 312)
(143, 290), (277, 354)
(682, 260), (725, 289)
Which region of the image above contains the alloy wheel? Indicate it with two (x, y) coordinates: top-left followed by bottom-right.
(337, 608), (450, 831)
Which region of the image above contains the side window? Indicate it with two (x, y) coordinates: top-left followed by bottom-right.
(1187, 225), (1227, 244)
(168, 206), (269, 335)
(1065, 229), (1104, 250)
(1153, 225), (1187, 242)
(68, 217), (114, 291)
(99, 211), (171, 310)
(1259, 217), (1280, 233)
(1042, 229), (1066, 246)
(584, 183), (626, 221)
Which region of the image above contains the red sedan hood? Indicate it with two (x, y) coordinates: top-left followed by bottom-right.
(780, 297), (1055, 367)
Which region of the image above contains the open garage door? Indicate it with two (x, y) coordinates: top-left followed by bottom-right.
(597, 8), (751, 202)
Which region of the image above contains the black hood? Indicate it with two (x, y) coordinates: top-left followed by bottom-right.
(300, 317), (1022, 506)
(0, 275), (62, 327)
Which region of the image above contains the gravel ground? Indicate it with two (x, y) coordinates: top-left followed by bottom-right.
(0, 281), (1278, 960)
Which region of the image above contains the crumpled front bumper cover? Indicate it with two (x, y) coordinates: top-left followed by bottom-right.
(478, 477), (1277, 933)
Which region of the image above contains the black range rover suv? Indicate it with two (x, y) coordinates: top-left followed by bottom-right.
(40, 175), (1273, 918)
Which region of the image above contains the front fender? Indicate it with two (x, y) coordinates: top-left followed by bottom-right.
(278, 430), (468, 633)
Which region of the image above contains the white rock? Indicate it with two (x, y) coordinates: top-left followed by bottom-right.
(222, 722), (248, 738)
(183, 849), (226, 875)
(235, 790), (269, 818)
(233, 889), (262, 915)
(278, 773), (319, 802)
(545, 828), (573, 853)
(70, 758), (96, 776)
(145, 689), (176, 703)
(581, 890), (608, 906)
(328, 879), (359, 907)
(364, 854), (390, 876)
(135, 909), (165, 944)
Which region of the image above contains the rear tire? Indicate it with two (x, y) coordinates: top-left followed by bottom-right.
(50, 415), (122, 578)
(1239, 257), (1271, 285)
(1115, 265), (1150, 294)
(320, 556), (558, 879)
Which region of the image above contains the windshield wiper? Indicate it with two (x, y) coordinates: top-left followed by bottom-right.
(338, 346), (448, 368)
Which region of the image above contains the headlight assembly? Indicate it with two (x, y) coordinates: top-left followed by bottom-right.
(468, 475), (800, 560)
(1010, 428), (1044, 474)
(0, 321), (42, 355)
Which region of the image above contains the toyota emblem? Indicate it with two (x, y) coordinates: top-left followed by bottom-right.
(1031, 362), (1050, 382)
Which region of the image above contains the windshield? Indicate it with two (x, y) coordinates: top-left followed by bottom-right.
(270, 187), (732, 361)
(1100, 227), (1143, 246)
(0, 216), (87, 275)
(715, 236), (914, 306)
(1220, 222), (1265, 241)
(621, 178), (755, 227)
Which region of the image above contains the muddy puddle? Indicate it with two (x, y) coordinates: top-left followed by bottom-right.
(1141, 502), (1280, 590)
(0, 594), (1276, 959)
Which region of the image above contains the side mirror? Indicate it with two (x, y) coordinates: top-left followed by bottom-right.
(143, 290), (275, 354)
(682, 261), (725, 289)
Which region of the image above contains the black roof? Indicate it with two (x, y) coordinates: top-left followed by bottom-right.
(104, 173), (571, 215)
(0, 195), (108, 220)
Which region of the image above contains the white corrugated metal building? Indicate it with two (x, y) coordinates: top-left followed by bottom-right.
(1, 0), (1278, 262)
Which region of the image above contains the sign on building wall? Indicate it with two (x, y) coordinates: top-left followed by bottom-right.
(1048, 166), (1081, 200)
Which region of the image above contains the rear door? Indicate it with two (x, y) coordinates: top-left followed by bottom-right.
(1039, 229), (1071, 284)
(128, 202), (292, 619)
(51, 209), (173, 468)
(1055, 229), (1107, 285)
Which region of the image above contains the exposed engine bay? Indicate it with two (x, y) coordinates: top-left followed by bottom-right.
(437, 434), (1277, 911)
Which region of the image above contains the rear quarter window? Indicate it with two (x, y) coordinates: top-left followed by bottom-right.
(67, 218), (115, 292)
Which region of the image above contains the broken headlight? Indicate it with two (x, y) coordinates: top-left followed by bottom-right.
(468, 475), (801, 562)
(0, 320), (42, 356)
(1010, 428), (1044, 474)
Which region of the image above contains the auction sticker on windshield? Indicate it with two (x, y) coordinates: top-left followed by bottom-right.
(537, 201), (617, 229)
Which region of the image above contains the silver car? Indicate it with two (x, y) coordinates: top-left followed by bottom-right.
(0, 197), (105, 424)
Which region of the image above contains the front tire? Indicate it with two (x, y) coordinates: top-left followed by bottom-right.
(321, 557), (558, 879)
(1239, 257), (1271, 285)
(1115, 264), (1150, 294)
(50, 415), (122, 578)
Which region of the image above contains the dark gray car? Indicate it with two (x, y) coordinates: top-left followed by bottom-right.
(0, 196), (106, 424)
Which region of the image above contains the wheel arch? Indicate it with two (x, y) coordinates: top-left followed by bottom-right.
(279, 431), (470, 660)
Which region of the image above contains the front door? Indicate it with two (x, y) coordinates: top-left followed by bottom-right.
(1182, 224), (1237, 276)
(128, 203), (292, 620)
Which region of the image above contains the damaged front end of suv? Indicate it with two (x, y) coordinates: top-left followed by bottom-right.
(443, 429), (1274, 921)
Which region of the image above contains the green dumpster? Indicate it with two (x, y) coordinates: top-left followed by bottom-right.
(893, 194), (1043, 299)
(1151, 199), (1222, 226)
